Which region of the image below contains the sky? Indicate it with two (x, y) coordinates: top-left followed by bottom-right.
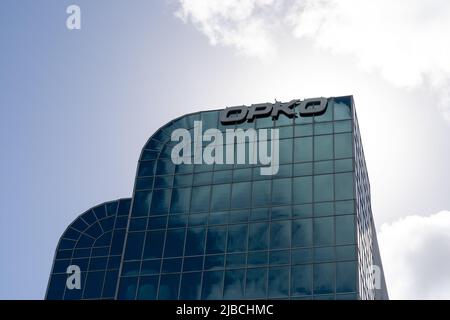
(0, 0), (450, 300)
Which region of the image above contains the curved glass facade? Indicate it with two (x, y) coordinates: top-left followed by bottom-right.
(46, 96), (388, 300)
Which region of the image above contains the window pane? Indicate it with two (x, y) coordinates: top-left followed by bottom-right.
(204, 255), (225, 270)
(117, 276), (138, 300)
(183, 256), (203, 272)
(293, 176), (312, 204)
(158, 274), (180, 300)
(292, 248), (313, 264)
(336, 261), (357, 293)
(314, 174), (334, 202)
(193, 172), (213, 185)
(314, 246), (335, 263)
(185, 227), (206, 256)
(291, 264), (312, 296)
(170, 188), (191, 214)
(137, 276), (158, 300)
(252, 180), (271, 207)
(124, 232), (145, 260)
(213, 170), (233, 184)
(224, 270), (245, 299)
(83, 271), (104, 299)
(268, 266), (289, 298)
(151, 189), (170, 215)
(206, 226), (227, 254)
(227, 224), (248, 253)
(294, 137), (313, 162)
(334, 98), (352, 120)
(141, 260), (161, 275)
(164, 229), (185, 257)
(272, 179), (292, 205)
(292, 219), (313, 247)
(335, 133), (353, 158)
(314, 202), (334, 217)
(314, 217), (334, 246)
(314, 123), (333, 135)
(190, 186), (211, 213)
(336, 215), (355, 245)
(279, 139), (293, 164)
(245, 268), (267, 299)
(143, 231), (165, 259)
(335, 200), (355, 215)
(314, 135), (333, 161)
(226, 253), (246, 269)
(335, 173), (354, 200)
(314, 263), (335, 294)
(295, 124), (313, 137)
(202, 271), (224, 300)
(335, 159), (353, 173)
(270, 221), (291, 249)
(180, 272), (202, 300)
(132, 191), (152, 217)
(334, 120), (352, 133)
(231, 182), (252, 209)
(314, 161), (334, 175)
(248, 222), (269, 251)
(211, 184), (231, 211)
(173, 174), (193, 188)
(247, 251), (268, 267)
(269, 250), (290, 265)
(293, 162), (313, 176)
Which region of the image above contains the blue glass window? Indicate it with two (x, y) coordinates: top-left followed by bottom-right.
(185, 227), (206, 256)
(124, 232), (145, 260)
(190, 186), (211, 213)
(137, 275), (158, 300)
(227, 224), (248, 253)
(291, 264), (312, 296)
(335, 173), (354, 200)
(206, 226), (227, 254)
(143, 230), (165, 259)
(164, 229), (186, 257)
(336, 215), (355, 245)
(252, 180), (271, 207)
(272, 179), (292, 205)
(248, 222), (269, 251)
(314, 217), (334, 246)
(150, 189), (170, 215)
(293, 176), (312, 204)
(170, 188), (191, 214)
(245, 268), (267, 299)
(202, 271), (224, 300)
(335, 133), (353, 158)
(292, 219), (313, 247)
(314, 174), (334, 202)
(211, 184), (231, 211)
(294, 137), (313, 162)
(336, 261), (357, 293)
(117, 276), (138, 300)
(179, 272), (202, 300)
(268, 266), (289, 298)
(158, 274), (180, 299)
(314, 135), (333, 161)
(314, 263), (335, 294)
(223, 270), (245, 299)
(231, 182), (251, 209)
(270, 221), (291, 249)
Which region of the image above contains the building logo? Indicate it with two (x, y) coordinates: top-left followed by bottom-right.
(219, 97), (327, 124)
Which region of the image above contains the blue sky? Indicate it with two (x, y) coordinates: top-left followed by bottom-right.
(1, 0), (450, 299)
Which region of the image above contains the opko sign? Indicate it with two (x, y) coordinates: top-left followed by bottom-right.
(219, 97), (328, 125)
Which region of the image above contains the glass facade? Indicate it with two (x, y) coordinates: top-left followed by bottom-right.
(46, 96), (388, 300)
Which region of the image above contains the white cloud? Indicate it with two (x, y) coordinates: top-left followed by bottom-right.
(175, 0), (450, 122)
(378, 211), (450, 299)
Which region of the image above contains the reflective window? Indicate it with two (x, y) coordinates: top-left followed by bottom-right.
(336, 261), (357, 293)
(334, 98), (352, 120)
(314, 135), (333, 161)
(143, 230), (165, 259)
(227, 224), (248, 253)
(252, 180), (271, 207)
(206, 226), (227, 254)
(314, 263), (335, 295)
(185, 227), (206, 256)
(335, 172), (354, 200)
(291, 264), (312, 296)
(170, 188), (191, 214)
(335, 133), (353, 158)
(270, 221), (291, 249)
(245, 268), (267, 299)
(223, 270), (245, 299)
(137, 276), (158, 300)
(314, 217), (334, 246)
(272, 179), (292, 205)
(268, 266), (289, 298)
(202, 271), (224, 300)
(292, 219), (313, 247)
(180, 272), (202, 300)
(211, 184), (231, 211)
(248, 222), (269, 251)
(336, 215), (355, 245)
(118, 276), (138, 300)
(294, 137), (313, 162)
(292, 248), (313, 264)
(314, 174), (334, 202)
(132, 191), (152, 217)
(293, 176), (312, 204)
(190, 186), (211, 213)
(279, 139), (293, 164)
(164, 229), (185, 257)
(151, 189), (170, 215)
(124, 232), (145, 260)
(158, 274), (180, 299)
(231, 182), (251, 209)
